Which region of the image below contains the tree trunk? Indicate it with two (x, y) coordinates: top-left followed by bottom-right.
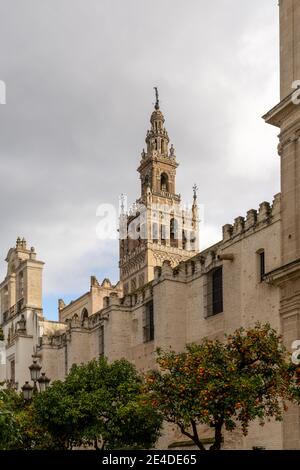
(177, 421), (206, 451)
(210, 420), (223, 451)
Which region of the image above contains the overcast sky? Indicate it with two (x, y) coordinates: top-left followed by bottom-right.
(0, 0), (280, 320)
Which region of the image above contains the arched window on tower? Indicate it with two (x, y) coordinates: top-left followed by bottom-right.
(160, 173), (169, 192)
(170, 218), (178, 247)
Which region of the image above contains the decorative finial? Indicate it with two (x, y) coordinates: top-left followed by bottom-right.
(154, 87), (159, 110)
(193, 184), (198, 202)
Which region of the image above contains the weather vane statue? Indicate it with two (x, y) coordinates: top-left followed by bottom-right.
(193, 184), (198, 202)
(154, 86), (160, 110)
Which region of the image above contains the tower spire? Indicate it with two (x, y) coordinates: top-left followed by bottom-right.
(154, 86), (159, 110)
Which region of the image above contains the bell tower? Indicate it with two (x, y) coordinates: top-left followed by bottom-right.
(263, 0), (300, 449)
(119, 90), (199, 295)
(139, 88), (178, 198)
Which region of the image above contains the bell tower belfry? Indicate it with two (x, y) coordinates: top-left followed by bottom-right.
(139, 88), (178, 198)
(119, 90), (199, 294)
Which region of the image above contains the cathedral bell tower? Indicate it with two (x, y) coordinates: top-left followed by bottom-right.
(119, 89), (199, 295)
(139, 88), (178, 199)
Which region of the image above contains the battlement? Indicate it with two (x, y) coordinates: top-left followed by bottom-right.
(222, 193), (281, 242)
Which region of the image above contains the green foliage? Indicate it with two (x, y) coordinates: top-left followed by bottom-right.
(33, 357), (162, 450)
(145, 323), (294, 450)
(0, 386), (53, 450)
(0, 388), (22, 450)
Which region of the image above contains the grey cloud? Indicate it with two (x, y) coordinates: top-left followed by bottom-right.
(0, 0), (280, 307)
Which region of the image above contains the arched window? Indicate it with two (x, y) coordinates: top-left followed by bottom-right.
(170, 218), (178, 247)
(257, 249), (265, 282)
(73, 313), (79, 321)
(81, 308), (88, 324)
(160, 173), (169, 192)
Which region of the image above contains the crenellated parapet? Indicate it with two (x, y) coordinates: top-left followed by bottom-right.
(222, 193), (281, 243)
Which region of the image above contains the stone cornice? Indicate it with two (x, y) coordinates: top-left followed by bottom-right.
(137, 154), (178, 172)
(262, 91), (296, 128)
(264, 258), (300, 286)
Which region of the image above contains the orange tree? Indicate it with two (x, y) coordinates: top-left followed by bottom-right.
(145, 323), (294, 450)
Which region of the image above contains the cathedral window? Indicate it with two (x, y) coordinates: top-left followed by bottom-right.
(206, 266), (223, 317)
(258, 250), (265, 282)
(81, 308), (88, 324)
(143, 300), (154, 342)
(160, 173), (169, 192)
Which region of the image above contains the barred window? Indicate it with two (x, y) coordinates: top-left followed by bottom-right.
(143, 300), (154, 342)
(206, 266), (223, 317)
